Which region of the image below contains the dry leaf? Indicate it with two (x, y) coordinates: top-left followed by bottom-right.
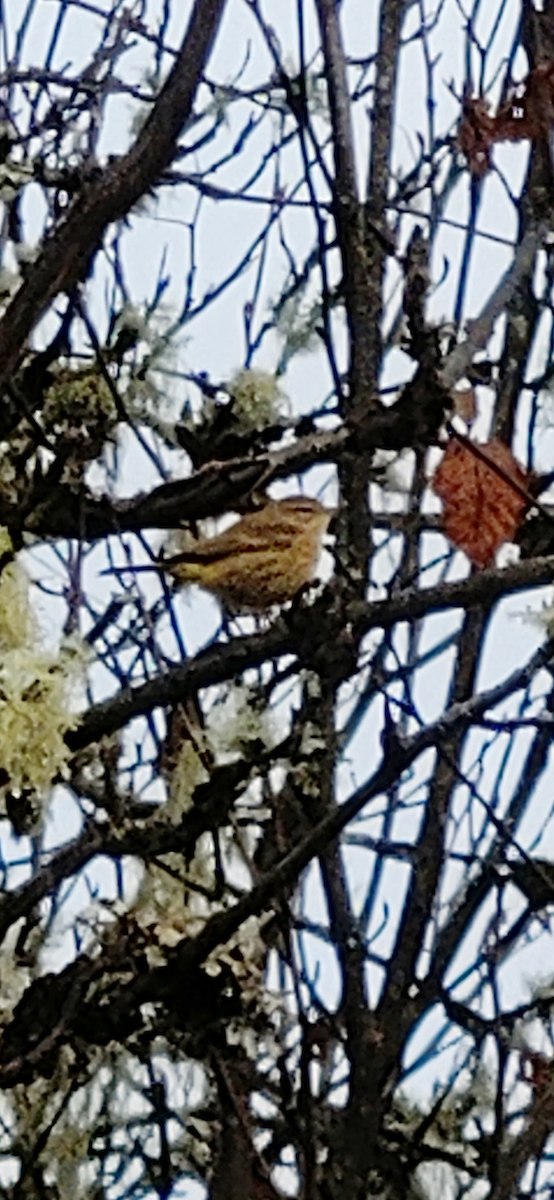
(459, 65), (554, 175)
(458, 94), (498, 176)
(496, 62), (554, 144)
(433, 438), (528, 566)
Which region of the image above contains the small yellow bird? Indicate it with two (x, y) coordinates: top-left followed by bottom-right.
(107, 496), (335, 614)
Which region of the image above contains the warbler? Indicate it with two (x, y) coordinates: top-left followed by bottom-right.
(107, 496), (335, 613)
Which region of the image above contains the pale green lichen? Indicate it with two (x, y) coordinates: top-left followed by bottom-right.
(135, 837), (215, 952)
(273, 293), (322, 371)
(207, 683), (279, 761)
(39, 365), (121, 480)
(134, 686), (274, 997)
(520, 598), (554, 639)
(227, 368), (287, 430)
(0, 364), (120, 506)
(0, 530), (82, 825)
(110, 302), (149, 345)
(0, 433), (31, 505)
(43, 366), (117, 431)
(0, 560), (36, 651)
(165, 738), (208, 820)
(134, 837), (268, 1003)
(113, 307), (180, 431)
(0, 645), (78, 798)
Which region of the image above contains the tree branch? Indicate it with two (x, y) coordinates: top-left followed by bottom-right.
(68, 555), (554, 750)
(439, 222), (549, 391)
(0, 0), (228, 399)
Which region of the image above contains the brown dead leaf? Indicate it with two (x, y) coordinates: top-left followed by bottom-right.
(459, 64), (554, 174)
(458, 94), (498, 176)
(433, 438), (528, 566)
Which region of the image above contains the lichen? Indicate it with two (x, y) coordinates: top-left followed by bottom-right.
(0, 645), (78, 801)
(0, 530), (82, 827)
(43, 366), (117, 440)
(207, 683), (279, 761)
(165, 738), (208, 819)
(0, 559), (36, 651)
(227, 368), (286, 430)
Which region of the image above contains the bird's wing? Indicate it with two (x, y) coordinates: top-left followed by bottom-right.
(162, 518), (281, 564)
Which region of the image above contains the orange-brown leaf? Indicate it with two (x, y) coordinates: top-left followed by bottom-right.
(458, 95), (497, 176)
(433, 439), (528, 567)
(497, 62), (554, 144)
(459, 64), (554, 174)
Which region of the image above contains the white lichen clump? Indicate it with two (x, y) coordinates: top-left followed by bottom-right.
(130, 683), (279, 999)
(0, 528), (80, 823)
(207, 682), (279, 761)
(227, 368), (286, 430)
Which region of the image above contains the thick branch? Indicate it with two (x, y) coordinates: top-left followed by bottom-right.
(6, 649), (546, 1085)
(440, 222), (549, 390)
(70, 554), (554, 750)
(0, 756), (258, 948)
(9, 383), (452, 541)
(315, 0), (378, 418)
(1, 636), (550, 1088)
(0, 824), (104, 948)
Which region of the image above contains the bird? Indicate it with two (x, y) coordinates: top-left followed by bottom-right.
(105, 496), (335, 614)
